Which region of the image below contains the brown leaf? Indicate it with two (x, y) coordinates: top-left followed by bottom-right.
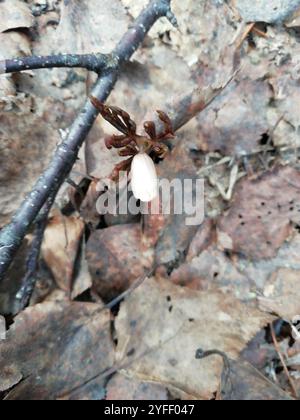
(259, 268), (300, 320)
(218, 166), (300, 260)
(106, 373), (169, 400)
(0, 0), (34, 33)
(0, 31), (31, 111)
(144, 142), (200, 270)
(0, 98), (76, 226)
(0, 365), (22, 393)
(71, 239), (93, 300)
(42, 213), (88, 295)
(115, 277), (271, 399)
(170, 244), (256, 301)
(186, 219), (215, 262)
(86, 224), (153, 301)
(196, 79), (272, 155)
(56, 0), (129, 54)
(221, 357), (293, 400)
(0, 301), (114, 400)
(241, 330), (277, 370)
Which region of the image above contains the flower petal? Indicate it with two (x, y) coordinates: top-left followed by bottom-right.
(131, 153), (158, 202)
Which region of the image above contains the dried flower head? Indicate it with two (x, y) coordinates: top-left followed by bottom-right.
(90, 96), (174, 202)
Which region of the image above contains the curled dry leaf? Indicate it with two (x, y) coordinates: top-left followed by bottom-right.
(71, 239), (93, 300)
(0, 301), (114, 400)
(42, 212), (91, 297)
(115, 277), (271, 400)
(0, 0), (34, 33)
(218, 166), (300, 260)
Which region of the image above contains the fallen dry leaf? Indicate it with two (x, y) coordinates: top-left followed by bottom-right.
(259, 268), (300, 320)
(0, 301), (114, 400)
(0, 0), (34, 33)
(196, 78), (272, 156)
(71, 239), (93, 300)
(186, 219), (215, 262)
(56, 0), (129, 54)
(115, 277), (271, 399)
(0, 96), (79, 226)
(172, 227), (300, 308)
(170, 244), (255, 301)
(42, 212), (90, 297)
(221, 357), (293, 400)
(0, 30), (31, 112)
(86, 224), (153, 301)
(106, 373), (169, 400)
(144, 142), (200, 271)
(218, 166), (300, 260)
(241, 330), (277, 370)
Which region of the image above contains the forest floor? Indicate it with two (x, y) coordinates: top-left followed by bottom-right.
(1, 0), (300, 400)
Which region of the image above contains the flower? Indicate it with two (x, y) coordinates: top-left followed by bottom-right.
(131, 153), (158, 202)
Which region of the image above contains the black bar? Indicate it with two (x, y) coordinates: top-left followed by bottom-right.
(100, 401), (205, 416)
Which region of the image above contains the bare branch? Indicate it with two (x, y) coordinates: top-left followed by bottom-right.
(14, 193), (56, 313)
(0, 0), (176, 281)
(0, 53), (117, 74)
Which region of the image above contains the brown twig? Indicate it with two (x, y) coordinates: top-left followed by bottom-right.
(14, 194), (56, 312)
(105, 269), (154, 310)
(195, 348), (233, 400)
(270, 322), (298, 399)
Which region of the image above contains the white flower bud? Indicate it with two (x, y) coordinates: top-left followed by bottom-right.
(131, 153), (158, 202)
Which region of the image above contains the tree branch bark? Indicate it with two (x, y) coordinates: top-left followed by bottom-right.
(0, 0), (176, 280)
(0, 53), (117, 74)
